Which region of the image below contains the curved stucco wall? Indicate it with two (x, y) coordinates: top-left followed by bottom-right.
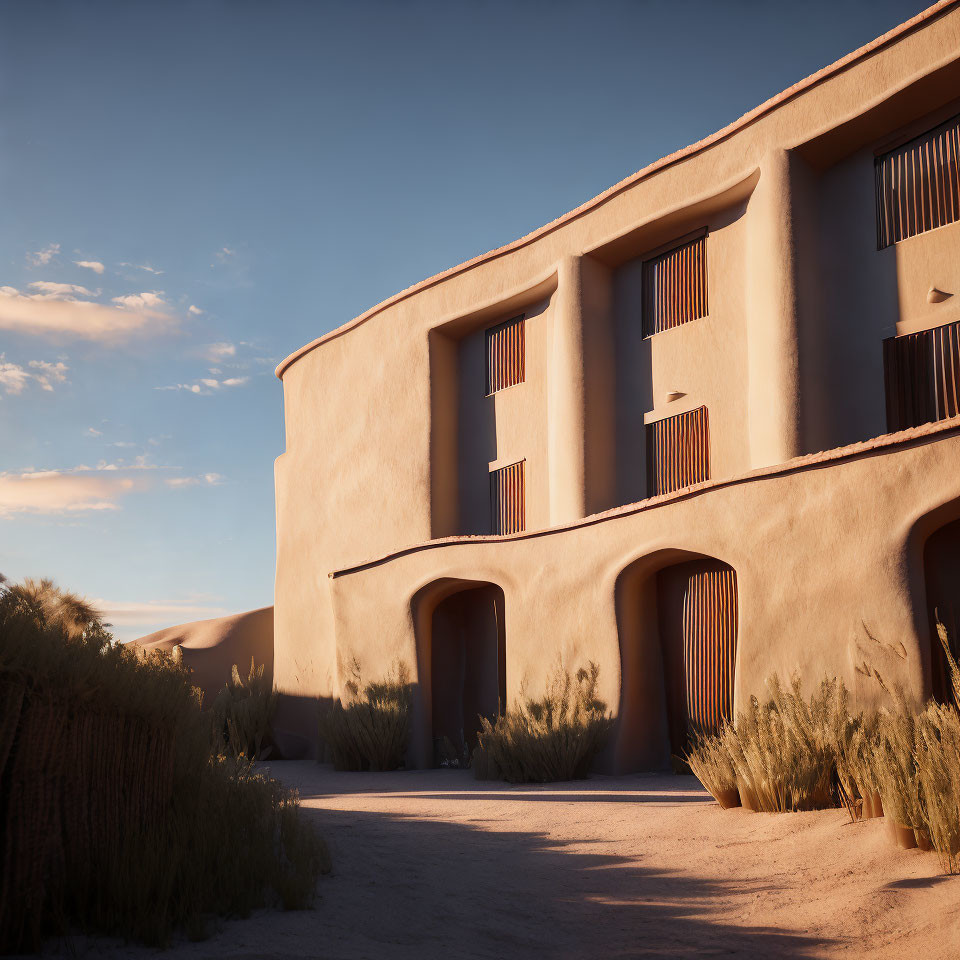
(273, 2), (960, 747)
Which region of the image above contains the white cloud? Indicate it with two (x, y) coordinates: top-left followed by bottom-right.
(27, 360), (69, 391)
(214, 247), (235, 264)
(29, 281), (97, 298)
(0, 284), (173, 340)
(0, 466), (140, 515)
(204, 341), (235, 361)
(86, 427), (103, 438)
(74, 260), (105, 275)
(111, 291), (166, 309)
(155, 374), (249, 395)
(0, 355), (69, 395)
(119, 262), (164, 275)
(0, 358), (31, 395)
(165, 472), (224, 488)
(188, 305), (203, 315)
(28, 243), (60, 267)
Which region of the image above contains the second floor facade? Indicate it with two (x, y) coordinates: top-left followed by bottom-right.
(276, 1), (960, 564)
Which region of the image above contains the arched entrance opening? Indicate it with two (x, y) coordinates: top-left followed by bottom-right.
(615, 551), (738, 772)
(412, 578), (506, 767)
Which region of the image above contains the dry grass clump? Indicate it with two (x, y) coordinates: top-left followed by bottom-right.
(913, 701), (960, 871)
(475, 662), (613, 783)
(209, 658), (278, 759)
(0, 576), (329, 954)
(686, 731), (738, 806)
(724, 677), (840, 812)
(318, 661), (412, 771)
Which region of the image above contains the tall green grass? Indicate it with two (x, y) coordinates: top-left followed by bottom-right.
(474, 662), (613, 783)
(0, 576), (329, 953)
(318, 661), (412, 771)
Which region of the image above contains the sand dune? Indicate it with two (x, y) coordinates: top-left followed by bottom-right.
(134, 606), (273, 703)
(38, 762), (960, 959)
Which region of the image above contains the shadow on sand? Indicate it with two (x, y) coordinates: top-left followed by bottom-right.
(279, 768), (838, 960)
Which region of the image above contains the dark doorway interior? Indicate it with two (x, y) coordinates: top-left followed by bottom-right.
(925, 517), (960, 703)
(657, 559), (738, 758)
(430, 584), (506, 764)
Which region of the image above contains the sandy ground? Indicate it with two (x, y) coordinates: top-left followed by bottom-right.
(39, 761), (960, 960)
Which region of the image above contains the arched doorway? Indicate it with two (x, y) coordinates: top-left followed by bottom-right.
(924, 517), (960, 704)
(415, 580), (506, 766)
(615, 552), (738, 772)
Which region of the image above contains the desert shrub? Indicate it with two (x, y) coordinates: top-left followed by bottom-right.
(719, 676), (840, 813)
(937, 622), (960, 712)
(209, 658), (278, 759)
(686, 730), (737, 803)
(913, 701), (960, 872)
(475, 662), (613, 783)
(317, 661), (412, 771)
(0, 577), (329, 953)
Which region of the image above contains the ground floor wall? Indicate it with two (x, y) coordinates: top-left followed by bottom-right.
(324, 423), (960, 772)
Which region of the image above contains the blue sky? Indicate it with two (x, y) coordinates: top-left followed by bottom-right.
(0, 0), (929, 641)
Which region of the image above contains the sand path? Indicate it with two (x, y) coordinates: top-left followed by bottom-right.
(43, 761), (960, 959)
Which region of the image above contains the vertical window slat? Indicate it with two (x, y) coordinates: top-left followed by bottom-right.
(876, 114), (960, 248)
(646, 406), (710, 498)
(642, 234), (708, 336)
(485, 315), (525, 394)
(489, 461), (525, 535)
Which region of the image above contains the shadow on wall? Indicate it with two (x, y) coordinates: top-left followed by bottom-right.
(613, 549), (739, 775)
(905, 494), (960, 705)
(287, 783), (834, 959)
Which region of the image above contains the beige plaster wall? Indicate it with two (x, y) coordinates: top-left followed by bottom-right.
(273, 4), (960, 748)
(328, 425), (960, 772)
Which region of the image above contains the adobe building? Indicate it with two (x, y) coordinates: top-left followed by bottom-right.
(270, 1), (960, 767)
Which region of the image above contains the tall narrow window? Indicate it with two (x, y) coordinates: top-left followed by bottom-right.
(646, 406), (710, 497)
(883, 318), (960, 431)
(642, 232), (708, 336)
(875, 114), (960, 249)
(485, 315), (525, 394)
(489, 460), (525, 535)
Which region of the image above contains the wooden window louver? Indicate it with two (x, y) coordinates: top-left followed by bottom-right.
(883, 318), (960, 431)
(646, 406), (710, 497)
(683, 563), (738, 739)
(875, 114), (960, 249)
(642, 233), (708, 336)
(486, 315), (525, 394)
(489, 460), (525, 535)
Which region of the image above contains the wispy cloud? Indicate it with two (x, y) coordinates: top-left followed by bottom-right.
(188, 305), (203, 315)
(28, 243), (60, 267)
(29, 280), (97, 298)
(0, 355), (69, 395)
(0, 459), (224, 515)
(74, 260), (105, 275)
(119, 262), (164, 276)
(155, 375), (248, 395)
(94, 599), (230, 631)
(214, 247), (235, 264)
(203, 342), (235, 361)
(86, 427), (103, 438)
(0, 284), (174, 340)
(0, 466), (141, 515)
(165, 472), (224, 488)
